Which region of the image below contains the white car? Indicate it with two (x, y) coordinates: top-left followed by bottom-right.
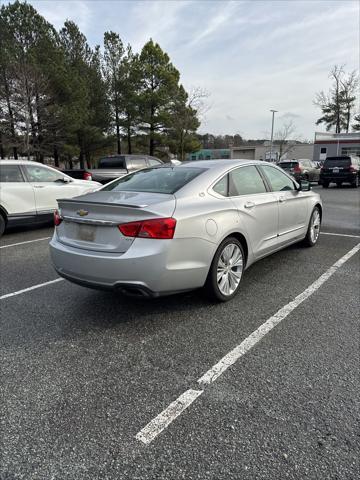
(0, 160), (101, 237)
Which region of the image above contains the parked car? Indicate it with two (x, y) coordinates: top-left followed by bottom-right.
(64, 154), (163, 184)
(0, 160), (101, 237)
(318, 155), (360, 188)
(50, 160), (322, 302)
(278, 159), (320, 182)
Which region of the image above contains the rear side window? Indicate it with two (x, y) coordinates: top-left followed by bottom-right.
(148, 158), (162, 166)
(98, 156), (126, 169)
(0, 165), (24, 182)
(129, 158), (147, 169)
(324, 157), (351, 168)
(102, 167), (206, 194)
(229, 166), (267, 196)
(260, 165), (295, 191)
(213, 175), (229, 197)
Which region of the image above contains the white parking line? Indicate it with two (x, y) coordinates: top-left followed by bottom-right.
(136, 389), (204, 445)
(136, 242), (360, 445)
(0, 237), (51, 249)
(321, 232), (360, 239)
(0, 278), (64, 300)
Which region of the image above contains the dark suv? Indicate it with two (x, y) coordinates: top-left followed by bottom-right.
(319, 156), (360, 188)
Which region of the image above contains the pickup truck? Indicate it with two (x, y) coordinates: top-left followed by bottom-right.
(63, 154), (163, 184)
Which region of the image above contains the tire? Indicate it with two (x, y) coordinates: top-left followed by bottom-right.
(351, 176), (359, 188)
(336, 181), (342, 187)
(322, 182), (329, 188)
(303, 207), (321, 247)
(0, 213), (5, 238)
(205, 236), (245, 302)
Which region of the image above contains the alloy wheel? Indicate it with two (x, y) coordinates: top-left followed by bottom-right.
(310, 209), (321, 243)
(217, 243), (244, 296)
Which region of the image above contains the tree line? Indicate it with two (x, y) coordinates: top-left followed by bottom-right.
(0, 1), (204, 167)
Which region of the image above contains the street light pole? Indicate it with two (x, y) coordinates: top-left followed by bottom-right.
(269, 109), (277, 162)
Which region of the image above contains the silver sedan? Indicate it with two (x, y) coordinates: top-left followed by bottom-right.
(50, 160), (322, 302)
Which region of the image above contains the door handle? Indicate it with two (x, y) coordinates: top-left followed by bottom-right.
(278, 196), (285, 203)
(33, 185), (46, 188)
(244, 201), (256, 209)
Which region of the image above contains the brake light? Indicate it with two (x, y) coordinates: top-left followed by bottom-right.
(118, 218), (176, 239)
(83, 171), (92, 181)
(54, 209), (62, 226)
(293, 164), (301, 173)
(349, 166), (356, 172)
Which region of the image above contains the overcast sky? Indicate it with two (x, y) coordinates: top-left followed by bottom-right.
(28, 0), (359, 140)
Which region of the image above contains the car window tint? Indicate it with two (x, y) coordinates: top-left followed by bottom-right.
(102, 167), (206, 194)
(260, 166), (295, 191)
(25, 165), (64, 182)
(213, 174), (228, 196)
(0, 165), (24, 182)
(98, 156), (126, 169)
(229, 166), (267, 196)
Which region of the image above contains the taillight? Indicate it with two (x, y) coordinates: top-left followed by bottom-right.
(118, 218), (176, 239)
(349, 166), (356, 172)
(293, 164), (301, 173)
(83, 172), (92, 181)
(54, 209), (62, 226)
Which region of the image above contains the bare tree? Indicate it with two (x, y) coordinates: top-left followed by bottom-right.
(274, 120), (298, 159)
(340, 71), (358, 133)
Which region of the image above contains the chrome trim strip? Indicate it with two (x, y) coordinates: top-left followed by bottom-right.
(62, 215), (118, 226)
(278, 225), (304, 237)
(58, 199), (148, 208)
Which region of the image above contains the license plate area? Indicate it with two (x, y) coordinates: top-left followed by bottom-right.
(77, 224), (96, 242)
(333, 168), (339, 173)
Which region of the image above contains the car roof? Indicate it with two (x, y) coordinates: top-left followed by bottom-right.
(0, 159), (53, 167)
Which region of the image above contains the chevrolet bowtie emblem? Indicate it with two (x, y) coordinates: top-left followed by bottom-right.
(77, 209), (89, 217)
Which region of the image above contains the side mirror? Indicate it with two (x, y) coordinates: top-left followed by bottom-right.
(62, 176), (71, 183)
(298, 179), (311, 191)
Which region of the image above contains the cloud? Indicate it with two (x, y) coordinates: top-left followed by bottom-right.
(30, 0), (92, 33)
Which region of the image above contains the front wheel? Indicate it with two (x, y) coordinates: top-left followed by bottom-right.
(303, 207), (321, 247)
(206, 237), (245, 302)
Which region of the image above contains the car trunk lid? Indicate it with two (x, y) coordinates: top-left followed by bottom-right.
(56, 191), (176, 253)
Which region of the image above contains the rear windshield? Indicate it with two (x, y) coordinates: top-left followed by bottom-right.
(98, 156), (126, 169)
(279, 162), (298, 168)
(101, 167), (206, 194)
(324, 157), (351, 167)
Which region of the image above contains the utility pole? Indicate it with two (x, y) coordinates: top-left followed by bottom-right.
(269, 109), (277, 162)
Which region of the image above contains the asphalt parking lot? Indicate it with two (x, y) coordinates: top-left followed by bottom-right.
(1, 185), (359, 480)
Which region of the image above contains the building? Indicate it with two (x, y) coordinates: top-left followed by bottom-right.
(230, 142), (314, 162)
(187, 149), (230, 161)
(313, 132), (360, 161)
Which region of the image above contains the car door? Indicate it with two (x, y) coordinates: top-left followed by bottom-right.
(0, 164), (36, 216)
(259, 164), (309, 246)
(23, 164), (80, 213)
(227, 165), (279, 259)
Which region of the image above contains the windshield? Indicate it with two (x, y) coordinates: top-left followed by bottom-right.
(324, 157), (351, 168)
(101, 167), (206, 194)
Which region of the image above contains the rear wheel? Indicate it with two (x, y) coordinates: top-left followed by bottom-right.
(322, 182), (329, 188)
(0, 213), (5, 238)
(303, 207), (321, 247)
(351, 176), (359, 188)
(336, 181), (342, 187)
(206, 237), (244, 302)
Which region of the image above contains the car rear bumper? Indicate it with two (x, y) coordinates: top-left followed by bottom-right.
(49, 234), (214, 296)
(319, 173), (358, 184)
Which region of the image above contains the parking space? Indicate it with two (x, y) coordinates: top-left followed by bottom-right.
(0, 187), (359, 479)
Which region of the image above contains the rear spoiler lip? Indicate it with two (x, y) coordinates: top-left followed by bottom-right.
(57, 198), (149, 208)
